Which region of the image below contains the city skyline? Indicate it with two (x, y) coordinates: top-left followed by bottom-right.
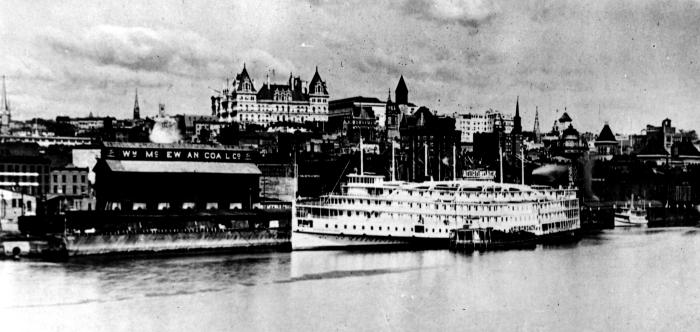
(2, 0), (700, 134)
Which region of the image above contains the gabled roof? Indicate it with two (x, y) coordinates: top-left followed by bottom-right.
(235, 64), (256, 93)
(673, 141), (700, 156)
(256, 83), (306, 101)
(351, 106), (376, 118)
(637, 138), (669, 156)
(308, 67), (329, 96)
(596, 124), (616, 142)
(558, 112), (572, 123)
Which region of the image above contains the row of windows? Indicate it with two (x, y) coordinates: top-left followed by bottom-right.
(52, 174), (87, 183)
(0, 164), (47, 173)
(236, 104), (328, 113)
(9, 199), (33, 211)
(52, 185), (88, 195)
(324, 223), (448, 233)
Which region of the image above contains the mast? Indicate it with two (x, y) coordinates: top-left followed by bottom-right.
(1, 75), (7, 110)
(452, 144), (457, 181)
(521, 145), (525, 185)
(360, 137), (364, 175)
(498, 138), (503, 184)
(391, 140), (396, 181)
(424, 142), (428, 179)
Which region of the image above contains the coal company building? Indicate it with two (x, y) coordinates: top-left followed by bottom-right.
(94, 142), (261, 212)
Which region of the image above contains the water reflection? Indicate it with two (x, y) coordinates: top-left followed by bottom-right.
(1, 228), (699, 331)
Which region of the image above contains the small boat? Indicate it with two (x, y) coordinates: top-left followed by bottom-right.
(614, 195), (647, 227)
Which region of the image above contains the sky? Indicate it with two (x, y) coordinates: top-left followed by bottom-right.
(2, 0), (700, 134)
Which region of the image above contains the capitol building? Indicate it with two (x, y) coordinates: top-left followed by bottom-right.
(211, 64), (329, 129)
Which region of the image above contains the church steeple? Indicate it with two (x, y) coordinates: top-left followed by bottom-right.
(513, 96), (522, 134)
(1, 75), (11, 135)
(534, 106), (541, 142)
(133, 88), (140, 120)
(395, 75), (408, 105)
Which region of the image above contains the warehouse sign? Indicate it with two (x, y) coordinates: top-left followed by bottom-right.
(103, 147), (255, 163)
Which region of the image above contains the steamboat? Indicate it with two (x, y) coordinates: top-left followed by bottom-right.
(293, 173), (580, 250)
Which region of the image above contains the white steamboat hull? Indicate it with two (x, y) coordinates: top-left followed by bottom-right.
(292, 231), (446, 250)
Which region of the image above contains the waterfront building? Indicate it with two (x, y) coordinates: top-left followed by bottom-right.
(46, 165), (94, 214)
(94, 142), (261, 211)
(0, 142), (50, 198)
(0, 188), (37, 227)
(212, 64), (329, 129)
(49, 165), (90, 196)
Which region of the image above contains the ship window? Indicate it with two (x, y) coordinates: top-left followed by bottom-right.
(379, 226), (382, 231)
(334, 224), (338, 228)
(353, 225), (356, 229)
(344, 225), (347, 229)
(325, 224), (328, 228)
(362, 226), (365, 230)
(370, 226), (374, 230)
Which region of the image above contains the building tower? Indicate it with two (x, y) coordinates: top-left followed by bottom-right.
(512, 96), (522, 134)
(533, 106), (541, 142)
(395, 75), (408, 105)
(1, 75), (11, 135)
(133, 88), (140, 120)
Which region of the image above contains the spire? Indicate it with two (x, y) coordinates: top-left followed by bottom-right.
(1, 75), (10, 135)
(395, 75), (408, 105)
(512, 96), (522, 134)
(2, 75), (8, 111)
(534, 106), (541, 142)
(387, 89), (392, 103)
(133, 88), (140, 120)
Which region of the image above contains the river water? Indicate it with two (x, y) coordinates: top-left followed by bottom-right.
(1, 227), (699, 331)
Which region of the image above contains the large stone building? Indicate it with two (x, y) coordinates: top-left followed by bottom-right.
(397, 107), (460, 182)
(453, 108), (515, 149)
(328, 96), (386, 142)
(212, 64), (329, 129)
